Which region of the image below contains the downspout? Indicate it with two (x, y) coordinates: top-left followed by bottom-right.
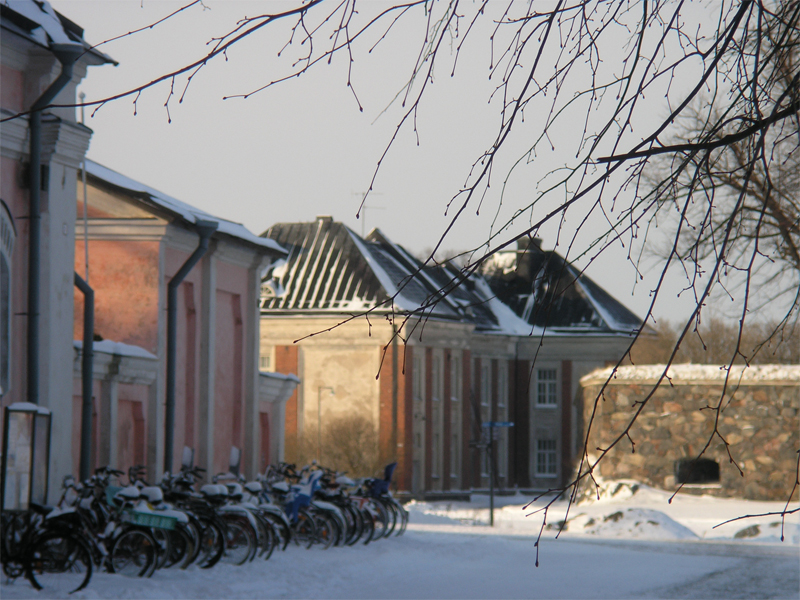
(391, 324), (398, 463)
(164, 220), (218, 473)
(73, 273), (93, 481)
(27, 42), (84, 405)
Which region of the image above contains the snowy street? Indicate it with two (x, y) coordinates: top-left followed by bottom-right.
(2, 529), (797, 599)
(3, 483), (798, 599)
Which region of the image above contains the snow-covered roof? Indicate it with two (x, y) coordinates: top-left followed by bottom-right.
(74, 339), (156, 360)
(259, 371), (301, 384)
(1, 0), (115, 65)
(260, 218), (496, 326)
(261, 218), (643, 337)
(85, 159), (286, 255)
(581, 364), (800, 386)
(480, 241), (642, 335)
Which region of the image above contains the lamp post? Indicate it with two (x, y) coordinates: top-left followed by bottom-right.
(317, 386), (335, 459)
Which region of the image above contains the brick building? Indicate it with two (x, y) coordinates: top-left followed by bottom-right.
(259, 217), (642, 494)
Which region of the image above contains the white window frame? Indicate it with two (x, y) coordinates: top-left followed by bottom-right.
(536, 368), (558, 408)
(480, 362), (490, 407)
(497, 362), (507, 408)
(536, 439), (558, 477)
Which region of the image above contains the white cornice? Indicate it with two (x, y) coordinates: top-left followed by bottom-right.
(41, 118), (92, 168)
(162, 223), (205, 253)
(1, 115), (91, 167)
(75, 218), (168, 241)
(214, 238), (262, 269)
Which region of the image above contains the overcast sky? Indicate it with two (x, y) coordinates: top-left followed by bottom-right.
(53, 0), (779, 327)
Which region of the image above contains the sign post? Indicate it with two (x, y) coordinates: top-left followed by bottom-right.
(481, 421), (513, 526)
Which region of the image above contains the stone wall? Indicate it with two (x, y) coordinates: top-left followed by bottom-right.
(580, 365), (799, 500)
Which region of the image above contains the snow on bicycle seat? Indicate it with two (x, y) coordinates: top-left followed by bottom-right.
(140, 486), (164, 504)
(271, 481), (290, 493)
(116, 486), (142, 500)
(244, 481), (263, 494)
(200, 484), (228, 497)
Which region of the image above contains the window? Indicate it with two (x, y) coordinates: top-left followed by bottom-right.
(499, 438), (508, 478)
(432, 355), (442, 401)
(413, 354), (424, 400)
(481, 446), (490, 477)
(480, 362), (490, 407)
(497, 363), (507, 408)
(0, 201), (15, 395)
(536, 369), (558, 406)
(450, 433), (460, 479)
(450, 354), (461, 402)
(536, 439), (557, 476)
(432, 433), (440, 478)
(675, 458), (720, 484)
(259, 355), (270, 370)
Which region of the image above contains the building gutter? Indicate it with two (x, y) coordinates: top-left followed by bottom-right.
(27, 42), (84, 405)
(164, 220), (218, 473)
(73, 273), (93, 481)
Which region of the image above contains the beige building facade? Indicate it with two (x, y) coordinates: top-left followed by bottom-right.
(260, 218), (640, 493)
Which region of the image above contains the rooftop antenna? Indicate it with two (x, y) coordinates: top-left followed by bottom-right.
(352, 191), (385, 238)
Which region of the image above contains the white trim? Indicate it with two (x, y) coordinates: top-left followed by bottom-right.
(75, 218), (167, 241)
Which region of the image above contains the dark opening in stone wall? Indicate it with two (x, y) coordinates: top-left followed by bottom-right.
(675, 458), (720, 484)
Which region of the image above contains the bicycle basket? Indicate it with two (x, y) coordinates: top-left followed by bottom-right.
(121, 509), (177, 530)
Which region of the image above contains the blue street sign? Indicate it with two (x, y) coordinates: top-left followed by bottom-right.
(481, 421), (514, 428)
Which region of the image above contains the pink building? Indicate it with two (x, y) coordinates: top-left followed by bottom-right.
(1, 2), (296, 501)
(1, 0), (113, 501)
(73, 160), (294, 482)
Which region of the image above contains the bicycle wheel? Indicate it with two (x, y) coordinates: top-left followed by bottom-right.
(360, 506), (375, 545)
(254, 514), (277, 561)
(263, 512), (291, 551)
(344, 504), (363, 546)
(26, 531), (93, 594)
(396, 500), (409, 535)
(292, 509), (316, 550)
(383, 498), (399, 536)
(220, 518), (255, 566)
(151, 528), (171, 570)
(313, 513), (335, 550)
(109, 528), (156, 577)
(2, 511), (30, 579)
(371, 500), (389, 540)
(164, 524), (194, 569)
(197, 520), (225, 569)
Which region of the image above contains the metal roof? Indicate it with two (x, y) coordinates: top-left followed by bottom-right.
(1, 0), (116, 65)
(85, 160), (286, 255)
(260, 219), (642, 337)
(480, 239), (642, 334)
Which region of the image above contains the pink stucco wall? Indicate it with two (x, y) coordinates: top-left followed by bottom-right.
(74, 239), (161, 353)
(0, 64), (23, 113)
(70, 380), (148, 478)
(0, 156), (28, 411)
(72, 225), (256, 477)
(213, 262), (249, 475)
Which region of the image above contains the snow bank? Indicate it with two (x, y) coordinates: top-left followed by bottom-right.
(565, 508), (698, 540)
(405, 478), (800, 544)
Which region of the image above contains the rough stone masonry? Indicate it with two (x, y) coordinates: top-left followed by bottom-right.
(579, 365), (799, 501)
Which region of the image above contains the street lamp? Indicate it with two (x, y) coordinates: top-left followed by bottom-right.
(317, 386), (335, 459)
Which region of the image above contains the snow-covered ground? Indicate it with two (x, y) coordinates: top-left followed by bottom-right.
(409, 480), (800, 544)
(3, 481), (798, 599)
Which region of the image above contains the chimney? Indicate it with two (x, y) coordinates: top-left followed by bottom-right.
(515, 236), (542, 280)
(316, 215), (333, 224)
